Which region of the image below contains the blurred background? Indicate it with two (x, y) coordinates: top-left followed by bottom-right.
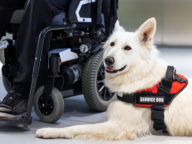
(117, 0), (192, 47)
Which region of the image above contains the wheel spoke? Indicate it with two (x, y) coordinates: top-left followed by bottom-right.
(108, 90), (112, 97)
(100, 71), (105, 79)
(99, 66), (105, 79)
(103, 87), (107, 100)
(97, 80), (104, 84)
(99, 85), (105, 92)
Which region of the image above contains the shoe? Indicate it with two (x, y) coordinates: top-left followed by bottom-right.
(0, 90), (27, 119)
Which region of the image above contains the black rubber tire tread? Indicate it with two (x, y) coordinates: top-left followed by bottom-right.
(1, 67), (11, 92)
(82, 49), (116, 112)
(34, 86), (64, 123)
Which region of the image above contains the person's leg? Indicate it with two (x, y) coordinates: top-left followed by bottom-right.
(0, 0), (27, 119)
(12, 0), (70, 99)
(0, 0), (26, 39)
(11, 0), (58, 99)
(45, 0), (70, 11)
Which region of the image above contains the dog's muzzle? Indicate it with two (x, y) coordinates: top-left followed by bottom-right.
(106, 65), (127, 74)
(104, 56), (126, 74)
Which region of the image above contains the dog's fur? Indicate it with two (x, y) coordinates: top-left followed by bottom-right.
(36, 18), (192, 140)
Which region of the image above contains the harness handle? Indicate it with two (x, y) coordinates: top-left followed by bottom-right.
(158, 66), (174, 94)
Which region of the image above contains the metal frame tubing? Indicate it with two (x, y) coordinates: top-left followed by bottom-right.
(23, 24), (73, 128)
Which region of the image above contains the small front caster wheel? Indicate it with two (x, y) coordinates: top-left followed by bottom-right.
(34, 86), (64, 123)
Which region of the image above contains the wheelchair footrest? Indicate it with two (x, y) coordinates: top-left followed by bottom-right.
(0, 115), (32, 125)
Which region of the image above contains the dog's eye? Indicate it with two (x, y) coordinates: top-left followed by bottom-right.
(110, 42), (115, 47)
(124, 46), (132, 50)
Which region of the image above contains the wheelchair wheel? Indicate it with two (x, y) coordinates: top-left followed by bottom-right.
(1, 66), (11, 92)
(34, 86), (64, 123)
(82, 49), (116, 112)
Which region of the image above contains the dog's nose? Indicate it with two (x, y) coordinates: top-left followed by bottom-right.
(105, 57), (115, 66)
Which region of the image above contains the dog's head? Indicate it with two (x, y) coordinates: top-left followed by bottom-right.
(103, 18), (159, 77)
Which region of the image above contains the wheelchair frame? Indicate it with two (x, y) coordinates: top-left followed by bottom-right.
(0, 0), (118, 129)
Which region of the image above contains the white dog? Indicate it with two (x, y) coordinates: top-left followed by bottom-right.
(36, 18), (192, 140)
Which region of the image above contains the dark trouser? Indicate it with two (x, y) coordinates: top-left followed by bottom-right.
(0, 0), (70, 99)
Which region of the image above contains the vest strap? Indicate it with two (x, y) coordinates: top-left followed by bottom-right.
(117, 93), (135, 103)
(116, 66), (188, 132)
(117, 95), (166, 131)
(151, 105), (166, 131)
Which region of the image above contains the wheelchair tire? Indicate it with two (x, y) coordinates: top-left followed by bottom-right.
(34, 86), (64, 123)
(1, 67), (11, 92)
(82, 49), (116, 112)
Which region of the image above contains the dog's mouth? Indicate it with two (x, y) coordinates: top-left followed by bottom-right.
(106, 65), (127, 74)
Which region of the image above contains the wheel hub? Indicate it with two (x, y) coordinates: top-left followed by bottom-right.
(38, 96), (54, 116)
(97, 63), (115, 101)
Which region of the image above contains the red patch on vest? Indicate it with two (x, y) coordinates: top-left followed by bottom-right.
(134, 74), (187, 108)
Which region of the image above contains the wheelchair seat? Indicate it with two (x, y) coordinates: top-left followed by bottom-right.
(8, 0), (118, 35)
(10, 10), (66, 25)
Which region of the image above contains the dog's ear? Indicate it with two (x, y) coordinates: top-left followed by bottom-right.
(114, 20), (125, 32)
(136, 18), (156, 47)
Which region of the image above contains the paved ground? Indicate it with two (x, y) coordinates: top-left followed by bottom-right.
(0, 47), (192, 144)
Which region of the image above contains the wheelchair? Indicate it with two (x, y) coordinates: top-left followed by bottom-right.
(0, 0), (118, 128)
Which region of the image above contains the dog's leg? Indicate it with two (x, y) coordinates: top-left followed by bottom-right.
(36, 121), (133, 140)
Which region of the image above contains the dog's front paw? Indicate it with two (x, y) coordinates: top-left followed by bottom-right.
(36, 128), (61, 139)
